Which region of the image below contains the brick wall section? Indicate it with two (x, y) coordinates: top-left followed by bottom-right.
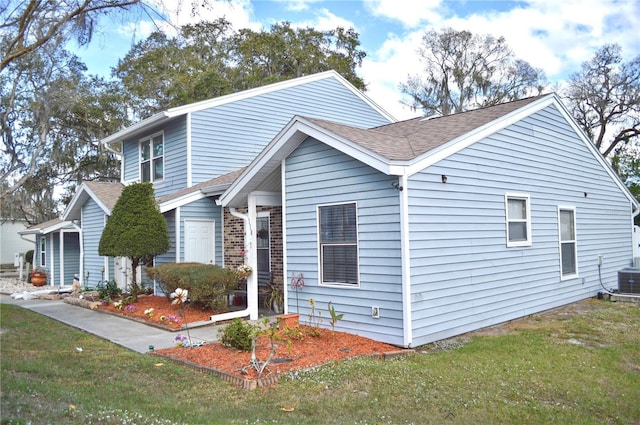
(223, 206), (283, 288)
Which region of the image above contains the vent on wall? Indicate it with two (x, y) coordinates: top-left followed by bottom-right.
(618, 268), (640, 294)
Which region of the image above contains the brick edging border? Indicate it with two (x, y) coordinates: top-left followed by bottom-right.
(150, 349), (415, 390)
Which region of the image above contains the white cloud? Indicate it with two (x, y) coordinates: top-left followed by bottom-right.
(362, 31), (425, 120)
(364, 0), (445, 28)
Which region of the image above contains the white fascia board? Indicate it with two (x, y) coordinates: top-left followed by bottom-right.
(160, 183), (231, 213)
(101, 71), (396, 148)
(101, 112), (169, 146)
(163, 70), (397, 122)
(62, 183), (112, 220)
(220, 116), (393, 207)
(296, 119), (392, 174)
(62, 186), (89, 221)
(550, 95), (640, 210)
(18, 227), (43, 235)
(84, 185), (112, 216)
(159, 191), (207, 213)
(40, 221), (75, 235)
(405, 95), (557, 176)
(200, 183), (231, 196)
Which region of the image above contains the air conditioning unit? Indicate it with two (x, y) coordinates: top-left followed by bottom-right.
(618, 268), (640, 294)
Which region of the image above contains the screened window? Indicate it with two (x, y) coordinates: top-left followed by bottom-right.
(559, 207), (577, 277)
(140, 134), (163, 182)
(505, 194), (532, 247)
(318, 202), (358, 286)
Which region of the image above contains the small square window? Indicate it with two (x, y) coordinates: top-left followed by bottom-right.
(505, 194), (532, 247)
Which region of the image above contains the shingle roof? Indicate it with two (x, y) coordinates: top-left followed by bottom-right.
(84, 181), (124, 211)
(306, 95), (549, 161)
(24, 217), (64, 232)
(156, 168), (246, 205)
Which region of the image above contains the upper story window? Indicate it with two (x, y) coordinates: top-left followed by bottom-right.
(318, 202), (359, 286)
(559, 207), (578, 278)
(505, 193), (532, 247)
(140, 133), (164, 182)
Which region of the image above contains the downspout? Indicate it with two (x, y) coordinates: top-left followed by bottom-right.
(102, 140), (124, 183)
(398, 173), (413, 348)
(229, 204), (258, 320)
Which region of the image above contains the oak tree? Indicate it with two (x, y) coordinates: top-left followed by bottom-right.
(401, 27), (546, 116)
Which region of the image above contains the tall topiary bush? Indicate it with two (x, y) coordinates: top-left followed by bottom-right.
(99, 182), (169, 300)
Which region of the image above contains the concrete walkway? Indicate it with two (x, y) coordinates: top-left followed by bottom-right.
(0, 294), (225, 353)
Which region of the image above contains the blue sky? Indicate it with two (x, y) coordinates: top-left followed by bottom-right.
(77, 0), (640, 120)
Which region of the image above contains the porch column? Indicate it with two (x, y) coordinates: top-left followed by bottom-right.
(246, 194), (259, 320)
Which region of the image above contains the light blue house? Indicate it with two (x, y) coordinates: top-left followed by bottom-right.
(220, 93), (639, 347)
(59, 71), (394, 307)
(19, 218), (80, 286)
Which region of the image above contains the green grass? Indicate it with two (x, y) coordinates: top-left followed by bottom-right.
(1, 299), (639, 424)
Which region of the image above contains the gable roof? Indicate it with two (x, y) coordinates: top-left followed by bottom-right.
(157, 168), (245, 213)
(19, 217), (78, 235)
(101, 71), (395, 146)
(63, 181), (124, 220)
(220, 93), (639, 211)
(305, 95), (545, 161)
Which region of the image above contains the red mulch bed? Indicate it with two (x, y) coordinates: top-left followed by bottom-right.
(97, 295), (216, 330)
(99, 295), (406, 384)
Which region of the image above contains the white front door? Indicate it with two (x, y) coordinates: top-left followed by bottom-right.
(184, 220), (215, 264)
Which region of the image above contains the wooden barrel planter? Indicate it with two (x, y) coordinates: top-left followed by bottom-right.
(31, 271), (47, 287)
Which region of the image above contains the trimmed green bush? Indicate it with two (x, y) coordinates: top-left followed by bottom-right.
(219, 318), (253, 351)
(99, 182), (169, 300)
(146, 263), (240, 312)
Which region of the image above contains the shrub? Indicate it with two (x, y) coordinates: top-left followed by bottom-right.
(97, 280), (122, 300)
(146, 263), (240, 311)
(219, 318), (253, 351)
(24, 249), (34, 265)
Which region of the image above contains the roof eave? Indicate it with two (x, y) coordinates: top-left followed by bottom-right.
(220, 116), (396, 208)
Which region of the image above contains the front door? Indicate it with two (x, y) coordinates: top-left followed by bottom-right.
(184, 220), (215, 264)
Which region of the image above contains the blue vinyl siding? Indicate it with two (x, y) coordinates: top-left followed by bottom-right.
(156, 210), (176, 265)
(178, 198), (222, 265)
(407, 103), (633, 345)
(285, 137), (404, 345)
(82, 198), (112, 288)
(121, 117), (188, 197)
(190, 78), (392, 184)
(62, 232), (80, 286)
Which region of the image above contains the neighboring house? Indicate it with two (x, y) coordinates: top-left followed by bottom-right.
(220, 93), (640, 347)
(0, 219), (34, 265)
(56, 71), (393, 298)
(19, 218), (80, 286)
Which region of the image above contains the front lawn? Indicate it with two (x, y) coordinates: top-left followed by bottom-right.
(1, 298), (638, 424)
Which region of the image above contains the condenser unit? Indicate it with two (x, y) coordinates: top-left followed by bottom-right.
(618, 268), (640, 294)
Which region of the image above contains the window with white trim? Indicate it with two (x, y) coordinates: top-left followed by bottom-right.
(318, 202), (358, 286)
(40, 236), (46, 267)
(140, 134), (164, 182)
(505, 193), (532, 247)
(559, 207), (577, 278)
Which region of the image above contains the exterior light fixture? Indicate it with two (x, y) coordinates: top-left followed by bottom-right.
(441, 175), (448, 183)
